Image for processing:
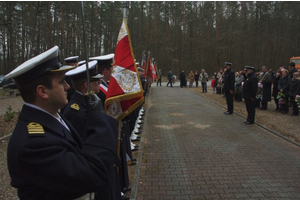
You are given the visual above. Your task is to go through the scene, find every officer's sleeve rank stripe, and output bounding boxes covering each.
[71,103,80,110]
[27,122,45,134]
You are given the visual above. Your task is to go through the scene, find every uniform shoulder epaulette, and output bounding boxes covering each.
[27,122,45,136]
[70,103,80,110]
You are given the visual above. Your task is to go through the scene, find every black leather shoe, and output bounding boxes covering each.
[131,138,140,142]
[224,111,232,115]
[245,122,254,125]
[123,187,131,193]
[131,147,139,151]
[132,158,136,162]
[121,194,130,200]
[135,131,141,134]
[130,160,136,165]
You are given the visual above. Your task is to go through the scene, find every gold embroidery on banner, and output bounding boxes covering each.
[117,69,136,93]
[117,26,126,42]
[107,101,122,119]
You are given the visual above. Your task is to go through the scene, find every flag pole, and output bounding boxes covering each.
[81,1,91,94]
[116,1,130,169]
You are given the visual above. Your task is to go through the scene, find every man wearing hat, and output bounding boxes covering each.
[90,54,132,199]
[242,66,258,125]
[62,61,103,141]
[157,68,162,86]
[223,62,235,115]
[63,61,122,200]
[64,56,79,102]
[90,53,114,107]
[258,65,273,110]
[5,46,121,199]
[166,69,173,87]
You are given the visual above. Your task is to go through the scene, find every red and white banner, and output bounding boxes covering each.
[105,19,144,121]
[146,57,157,82]
[141,53,146,75]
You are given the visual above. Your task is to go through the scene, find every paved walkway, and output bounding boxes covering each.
[130,83,300,200]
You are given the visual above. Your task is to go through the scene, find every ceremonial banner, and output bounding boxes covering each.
[151,60,157,81]
[105,19,144,121]
[141,53,146,74]
[146,57,157,82]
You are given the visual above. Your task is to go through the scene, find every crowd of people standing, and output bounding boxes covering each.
[173,61,300,122]
[212,62,300,119]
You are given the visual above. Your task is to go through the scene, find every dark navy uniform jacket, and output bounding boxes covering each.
[223,69,235,92]
[62,91,88,141]
[7,104,121,200]
[242,72,258,99]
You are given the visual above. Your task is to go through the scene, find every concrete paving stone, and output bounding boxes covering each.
[204,193,221,199]
[189,194,206,199]
[152,190,167,196]
[234,193,251,198]
[166,190,182,196]
[159,185,173,191]
[219,193,236,199]
[261,191,282,198]
[248,192,265,198]
[180,190,195,196]
[195,188,211,195]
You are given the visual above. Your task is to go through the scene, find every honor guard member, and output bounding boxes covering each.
[90,53,114,107]
[90,53,131,200]
[62,61,103,141]
[223,62,235,115]
[5,46,121,200]
[242,66,258,125]
[63,61,122,200]
[64,56,79,102]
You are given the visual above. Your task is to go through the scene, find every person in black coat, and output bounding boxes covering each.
[272,70,282,111]
[194,71,199,87]
[288,72,300,116]
[259,66,273,110]
[278,69,291,114]
[167,69,173,87]
[63,61,103,141]
[223,62,235,115]
[179,69,186,88]
[5,46,121,200]
[242,66,258,125]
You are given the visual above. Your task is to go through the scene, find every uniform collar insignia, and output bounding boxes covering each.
[71,103,80,110]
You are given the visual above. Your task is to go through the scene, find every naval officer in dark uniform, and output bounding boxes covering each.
[89,54,114,107]
[64,56,79,102]
[5,46,121,200]
[63,61,122,200]
[223,62,235,115]
[62,60,103,141]
[242,66,258,125]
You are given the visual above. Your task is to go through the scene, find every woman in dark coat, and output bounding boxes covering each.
[194,71,199,87]
[179,69,186,88]
[278,69,291,114]
[272,70,281,111]
[288,72,300,116]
